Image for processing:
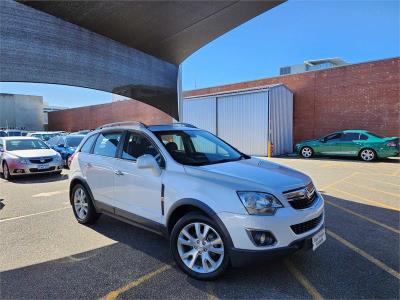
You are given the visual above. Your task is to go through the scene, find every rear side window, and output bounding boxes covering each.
[341,133,360,141]
[93,132,123,157]
[359,134,368,140]
[80,134,98,153]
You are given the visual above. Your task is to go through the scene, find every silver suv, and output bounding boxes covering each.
[69,122,325,280]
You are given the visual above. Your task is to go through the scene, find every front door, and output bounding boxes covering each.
[113,131,164,224]
[318,132,343,155]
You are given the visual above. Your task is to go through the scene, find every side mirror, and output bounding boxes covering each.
[57,144,65,148]
[319,138,326,143]
[137,154,161,176]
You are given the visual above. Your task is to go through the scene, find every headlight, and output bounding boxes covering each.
[54,154,61,161]
[237,192,283,215]
[17,158,29,164]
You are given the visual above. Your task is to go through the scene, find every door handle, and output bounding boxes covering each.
[114,170,124,176]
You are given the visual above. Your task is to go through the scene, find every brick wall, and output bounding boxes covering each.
[184,57,400,143]
[48,99,172,131]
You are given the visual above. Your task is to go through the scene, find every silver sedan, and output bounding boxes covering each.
[0,137,63,180]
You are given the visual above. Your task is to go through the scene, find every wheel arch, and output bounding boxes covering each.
[358,147,377,159]
[166,198,234,248]
[69,177,96,208]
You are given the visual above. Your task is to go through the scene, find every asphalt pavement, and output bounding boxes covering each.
[0,156,399,299]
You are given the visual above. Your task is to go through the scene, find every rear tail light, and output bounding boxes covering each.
[68,152,78,166]
[386,141,397,147]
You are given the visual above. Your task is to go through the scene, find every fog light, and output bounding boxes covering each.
[14,169,25,174]
[247,230,276,246]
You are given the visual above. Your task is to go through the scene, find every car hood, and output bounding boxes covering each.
[8,149,57,158]
[184,157,311,193]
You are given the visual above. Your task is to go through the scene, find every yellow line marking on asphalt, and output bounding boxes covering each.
[32,190,68,198]
[343,181,400,198]
[284,259,324,300]
[325,200,400,234]
[361,177,400,188]
[327,230,400,280]
[207,282,219,300]
[329,187,400,211]
[0,206,69,223]
[320,173,357,191]
[101,264,172,300]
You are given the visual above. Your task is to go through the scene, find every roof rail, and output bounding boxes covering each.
[149,122,197,128]
[96,121,147,130]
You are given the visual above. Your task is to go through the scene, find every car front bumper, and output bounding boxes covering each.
[7,160,63,176]
[218,193,325,260]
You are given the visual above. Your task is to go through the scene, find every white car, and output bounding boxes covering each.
[69,122,325,280]
[0,137,63,180]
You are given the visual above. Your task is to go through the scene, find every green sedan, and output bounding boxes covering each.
[295,130,399,162]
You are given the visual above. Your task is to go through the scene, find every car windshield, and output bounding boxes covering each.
[66,136,84,147]
[6,139,49,151]
[154,130,246,166]
[367,132,384,139]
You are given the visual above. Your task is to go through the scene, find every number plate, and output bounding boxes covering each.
[37,164,49,170]
[312,228,326,251]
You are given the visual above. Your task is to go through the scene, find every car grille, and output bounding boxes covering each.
[283,182,317,209]
[29,157,53,164]
[290,213,323,235]
[29,167,56,173]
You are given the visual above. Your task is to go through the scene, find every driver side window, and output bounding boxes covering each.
[122,132,162,165]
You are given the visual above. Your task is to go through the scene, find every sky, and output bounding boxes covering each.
[0,0,398,107]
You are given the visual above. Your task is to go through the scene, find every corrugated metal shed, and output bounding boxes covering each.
[182,84,293,156]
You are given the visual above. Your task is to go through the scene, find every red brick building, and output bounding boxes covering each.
[49,57,399,143]
[48,99,172,132]
[184,57,399,143]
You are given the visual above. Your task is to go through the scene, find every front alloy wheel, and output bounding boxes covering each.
[71,184,99,224]
[177,222,224,274]
[360,149,375,162]
[3,162,11,180]
[171,213,229,280]
[301,147,313,158]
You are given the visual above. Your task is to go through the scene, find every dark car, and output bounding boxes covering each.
[47,134,85,167]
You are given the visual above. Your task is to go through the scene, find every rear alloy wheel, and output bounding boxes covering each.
[171,213,229,280]
[2,162,12,180]
[301,147,313,158]
[359,149,376,162]
[71,184,99,224]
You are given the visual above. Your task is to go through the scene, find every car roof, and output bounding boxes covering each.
[65,134,86,138]
[342,130,368,133]
[2,136,40,140]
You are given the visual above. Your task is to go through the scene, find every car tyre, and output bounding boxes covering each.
[170,212,230,280]
[71,183,100,224]
[2,162,12,180]
[359,148,376,162]
[300,146,314,158]
[65,155,70,169]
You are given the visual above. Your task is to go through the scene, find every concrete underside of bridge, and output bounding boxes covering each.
[0,0,284,119]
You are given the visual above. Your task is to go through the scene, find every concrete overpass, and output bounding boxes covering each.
[0,0,284,119]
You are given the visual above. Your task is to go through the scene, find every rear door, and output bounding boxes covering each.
[339,132,364,156]
[83,131,124,207]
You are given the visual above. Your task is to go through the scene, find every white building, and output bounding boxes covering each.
[280,58,347,75]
